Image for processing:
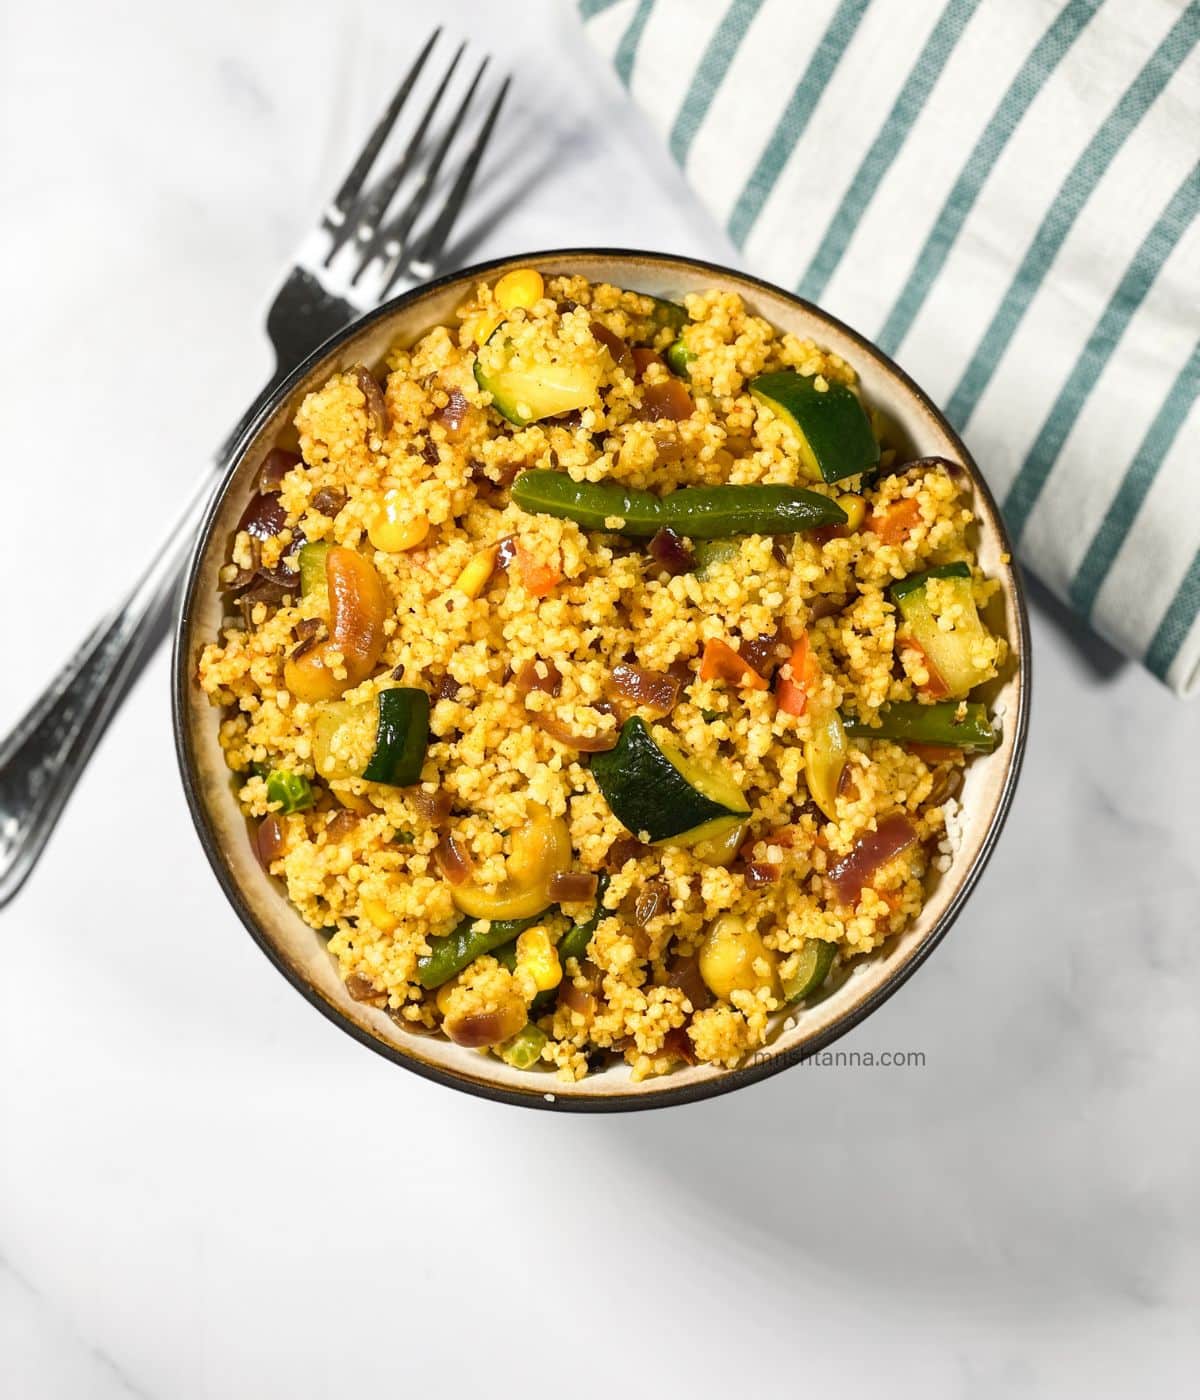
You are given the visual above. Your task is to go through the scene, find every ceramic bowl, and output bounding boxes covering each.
[173,249,1029,1111]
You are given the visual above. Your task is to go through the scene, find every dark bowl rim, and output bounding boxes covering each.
[172,246,1032,1113]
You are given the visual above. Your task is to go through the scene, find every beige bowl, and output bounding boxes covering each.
[173,250,1029,1111]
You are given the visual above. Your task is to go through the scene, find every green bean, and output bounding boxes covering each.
[511,471,846,539]
[842,701,996,751]
[416,913,544,989]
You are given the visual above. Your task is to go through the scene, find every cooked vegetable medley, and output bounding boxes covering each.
[199,268,1011,1081]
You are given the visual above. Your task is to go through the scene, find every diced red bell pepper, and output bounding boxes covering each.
[699,638,768,690]
[776,631,819,715]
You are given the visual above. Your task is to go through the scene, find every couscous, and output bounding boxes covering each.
[199,268,1008,1081]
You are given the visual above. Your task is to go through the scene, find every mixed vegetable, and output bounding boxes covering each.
[216,266,1008,1078]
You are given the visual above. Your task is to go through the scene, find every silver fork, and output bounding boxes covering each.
[0,29,510,909]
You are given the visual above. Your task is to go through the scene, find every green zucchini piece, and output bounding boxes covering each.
[643,295,688,335]
[890,563,993,699]
[665,337,696,377]
[363,688,430,786]
[692,538,741,578]
[782,939,836,1004]
[511,471,846,539]
[750,370,879,484]
[591,717,749,844]
[890,561,971,603]
[312,699,376,780]
[497,1023,549,1070]
[264,769,314,813]
[416,914,544,989]
[473,326,604,426]
[843,700,997,751]
[298,541,330,599]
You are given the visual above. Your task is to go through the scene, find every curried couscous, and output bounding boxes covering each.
[199,268,1009,1081]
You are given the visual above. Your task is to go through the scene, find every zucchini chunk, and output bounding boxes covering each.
[363,688,430,786]
[750,370,879,484]
[692,538,741,578]
[313,687,431,786]
[804,706,847,821]
[781,938,836,1004]
[641,295,689,335]
[298,541,330,601]
[890,564,996,700]
[473,325,604,426]
[591,716,750,845]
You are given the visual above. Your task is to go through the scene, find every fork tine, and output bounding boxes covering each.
[324,26,441,231]
[328,40,467,266]
[360,57,489,290]
[383,75,512,295]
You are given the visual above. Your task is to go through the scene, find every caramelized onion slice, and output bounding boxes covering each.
[254,814,284,869]
[354,365,389,440]
[549,871,599,903]
[744,861,781,888]
[608,662,681,715]
[591,320,633,375]
[605,836,651,871]
[647,527,695,576]
[257,448,301,493]
[663,1024,698,1065]
[642,376,694,421]
[514,658,563,699]
[433,388,471,435]
[410,787,453,825]
[559,979,596,1018]
[828,812,917,904]
[531,710,617,752]
[237,492,288,541]
[666,953,713,1013]
[434,832,475,886]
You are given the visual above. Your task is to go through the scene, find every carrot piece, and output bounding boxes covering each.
[515,544,562,598]
[699,638,768,690]
[776,631,819,716]
[902,640,950,699]
[868,497,921,544]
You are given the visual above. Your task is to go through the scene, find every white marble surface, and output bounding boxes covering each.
[2,2,1198,1395]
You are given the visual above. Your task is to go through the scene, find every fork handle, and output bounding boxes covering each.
[0,466,225,908]
[0,355,306,910]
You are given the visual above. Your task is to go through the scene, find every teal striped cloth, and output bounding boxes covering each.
[580,0,1200,696]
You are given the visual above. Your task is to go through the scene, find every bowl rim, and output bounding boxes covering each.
[172,246,1031,1113]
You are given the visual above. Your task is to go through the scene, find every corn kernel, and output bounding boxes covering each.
[837,493,866,532]
[368,490,429,553]
[362,898,397,933]
[495,267,544,314]
[436,980,459,1016]
[516,927,561,992]
[471,310,504,346]
[453,544,499,599]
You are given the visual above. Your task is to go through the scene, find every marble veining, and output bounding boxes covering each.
[1,2,1197,1397]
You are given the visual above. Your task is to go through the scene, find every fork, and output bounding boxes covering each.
[0,29,510,908]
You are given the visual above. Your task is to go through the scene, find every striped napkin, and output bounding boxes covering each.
[579,0,1200,696]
